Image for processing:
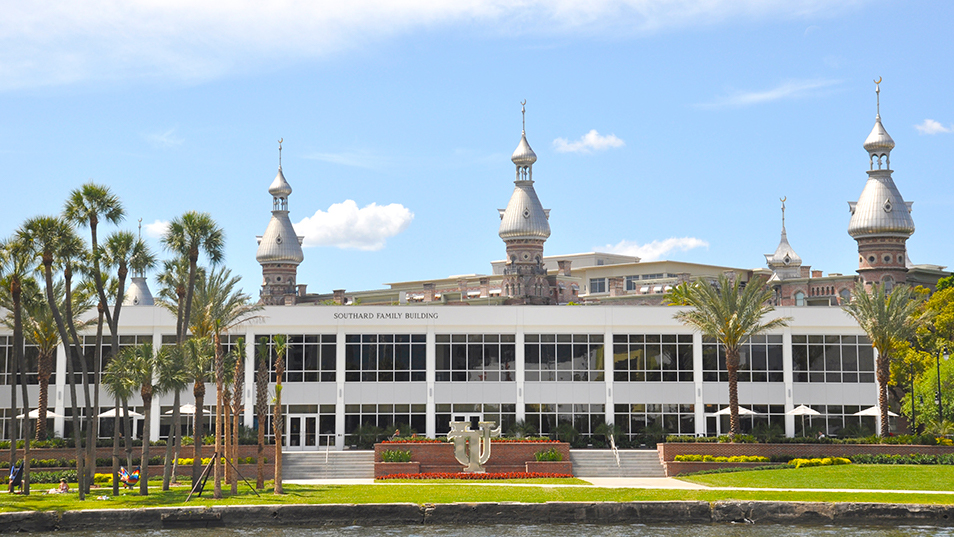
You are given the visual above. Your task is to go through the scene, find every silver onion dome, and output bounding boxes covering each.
[256,215,304,263]
[123,276,155,306]
[498,183,551,240]
[269,167,293,197]
[847,174,914,238]
[863,116,895,155]
[512,133,537,167]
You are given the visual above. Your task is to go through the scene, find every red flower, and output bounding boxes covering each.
[378,471,573,480]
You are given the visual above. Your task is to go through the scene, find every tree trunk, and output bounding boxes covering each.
[192,383,205,487]
[35,352,53,442]
[213,332,223,499]
[878,353,891,437]
[139,390,152,495]
[726,346,741,438]
[13,283,30,494]
[122,397,134,470]
[256,353,267,489]
[111,394,120,496]
[231,346,244,495]
[273,351,284,494]
[88,307,105,494]
[162,389,181,490]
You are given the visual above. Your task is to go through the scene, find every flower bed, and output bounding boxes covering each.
[377,471,573,480]
[373,441,572,477]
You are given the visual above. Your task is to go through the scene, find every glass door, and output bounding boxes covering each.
[286,415,319,450]
[452,413,483,430]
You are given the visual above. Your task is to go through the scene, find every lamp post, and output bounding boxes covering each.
[937,347,949,423]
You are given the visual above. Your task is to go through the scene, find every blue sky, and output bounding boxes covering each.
[1,1,952,297]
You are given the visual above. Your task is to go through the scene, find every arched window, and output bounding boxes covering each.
[882,276,895,292]
[839,288,851,304]
[794,291,805,307]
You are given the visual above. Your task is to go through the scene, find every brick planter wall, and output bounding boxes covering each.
[375,462,420,478]
[658,443,954,477]
[665,461,784,476]
[525,461,573,474]
[374,442,572,475]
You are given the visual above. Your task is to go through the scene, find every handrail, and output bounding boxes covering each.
[609,434,621,471]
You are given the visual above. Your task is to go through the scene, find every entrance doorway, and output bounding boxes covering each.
[286,415,318,450]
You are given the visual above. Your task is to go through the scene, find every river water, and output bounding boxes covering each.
[36,525,954,537]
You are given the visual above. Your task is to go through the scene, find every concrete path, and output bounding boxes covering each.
[284,477,954,495]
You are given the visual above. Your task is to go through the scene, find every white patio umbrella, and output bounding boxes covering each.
[15,408,63,419]
[164,404,197,415]
[853,406,898,417]
[711,406,759,416]
[786,405,822,435]
[97,408,144,418]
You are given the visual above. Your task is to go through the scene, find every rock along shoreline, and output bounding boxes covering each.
[2,501,954,532]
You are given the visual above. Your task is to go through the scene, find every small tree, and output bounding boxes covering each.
[272,334,287,494]
[666,274,789,437]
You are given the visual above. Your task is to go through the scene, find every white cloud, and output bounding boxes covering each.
[553,130,625,154]
[295,199,413,251]
[915,119,953,135]
[143,219,170,239]
[144,128,184,148]
[698,79,841,109]
[0,1,866,90]
[600,237,709,261]
[302,150,385,170]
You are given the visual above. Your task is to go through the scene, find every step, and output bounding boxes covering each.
[282,451,375,479]
[569,449,666,477]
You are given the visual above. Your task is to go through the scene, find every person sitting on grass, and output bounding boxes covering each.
[8,461,23,494]
[48,479,69,494]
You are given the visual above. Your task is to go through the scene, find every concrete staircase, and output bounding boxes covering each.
[281,450,374,480]
[569,449,666,477]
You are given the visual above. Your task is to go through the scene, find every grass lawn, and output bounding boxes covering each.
[678,464,954,492]
[2,475,954,513]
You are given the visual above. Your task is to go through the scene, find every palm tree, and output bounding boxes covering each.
[102,344,138,471]
[190,266,262,497]
[161,211,224,347]
[124,343,168,496]
[229,338,246,494]
[843,281,927,436]
[255,337,269,489]
[18,216,92,499]
[666,274,790,437]
[157,343,190,490]
[272,334,287,494]
[0,236,34,493]
[184,336,214,487]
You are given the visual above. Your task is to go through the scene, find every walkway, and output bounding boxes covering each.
[284,477,954,495]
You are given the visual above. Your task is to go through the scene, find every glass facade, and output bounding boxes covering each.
[614,334,693,382]
[702,335,784,382]
[435,334,516,381]
[524,403,605,436]
[525,334,604,381]
[615,403,695,437]
[792,335,875,383]
[345,334,426,382]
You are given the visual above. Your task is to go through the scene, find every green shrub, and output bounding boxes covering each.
[788,457,851,468]
[673,454,769,463]
[534,447,563,462]
[850,453,954,465]
[381,449,413,463]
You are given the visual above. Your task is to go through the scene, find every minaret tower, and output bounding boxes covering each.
[498,101,552,304]
[256,139,305,305]
[848,79,915,288]
[764,197,802,281]
[124,218,155,306]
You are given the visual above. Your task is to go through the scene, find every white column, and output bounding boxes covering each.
[53,343,67,438]
[782,328,795,437]
[604,328,614,425]
[244,330,256,429]
[515,330,525,423]
[150,330,163,441]
[425,326,436,439]
[334,326,346,450]
[693,332,705,436]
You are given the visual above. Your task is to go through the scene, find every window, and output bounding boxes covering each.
[614,334,693,382]
[589,278,606,294]
[435,403,516,436]
[255,334,336,383]
[435,334,516,381]
[794,291,805,306]
[83,334,153,382]
[792,335,874,383]
[525,403,604,436]
[625,276,639,291]
[616,403,694,437]
[702,335,783,382]
[345,334,426,382]
[345,403,427,438]
[525,334,605,381]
